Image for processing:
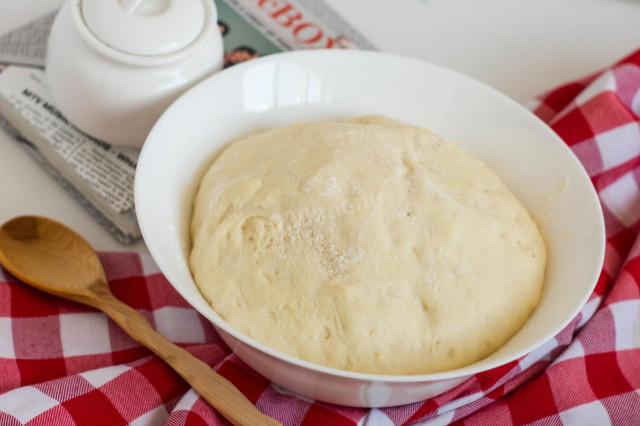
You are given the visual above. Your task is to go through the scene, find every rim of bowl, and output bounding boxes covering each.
[136,49,606,383]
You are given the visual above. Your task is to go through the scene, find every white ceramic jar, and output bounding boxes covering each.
[46,0,224,147]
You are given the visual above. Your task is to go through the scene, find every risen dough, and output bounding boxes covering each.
[190,116,546,375]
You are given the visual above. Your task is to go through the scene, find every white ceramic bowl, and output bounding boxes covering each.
[135,50,605,407]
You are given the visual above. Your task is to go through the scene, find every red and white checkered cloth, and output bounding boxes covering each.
[2,49,640,426]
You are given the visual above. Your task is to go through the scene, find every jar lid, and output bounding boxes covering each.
[81,0,206,56]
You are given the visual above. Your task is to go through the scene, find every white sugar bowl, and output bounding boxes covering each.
[46,0,224,147]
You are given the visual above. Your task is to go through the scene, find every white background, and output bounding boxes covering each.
[1,0,639,252]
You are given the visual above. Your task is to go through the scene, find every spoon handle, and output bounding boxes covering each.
[90,286,281,426]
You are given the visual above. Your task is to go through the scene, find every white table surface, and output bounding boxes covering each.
[1,0,639,253]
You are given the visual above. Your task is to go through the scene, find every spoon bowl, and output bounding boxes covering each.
[0,216,280,426]
[0,216,106,299]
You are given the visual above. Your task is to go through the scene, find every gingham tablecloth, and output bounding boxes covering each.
[2,49,640,426]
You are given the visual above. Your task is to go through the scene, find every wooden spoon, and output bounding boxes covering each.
[0,216,281,426]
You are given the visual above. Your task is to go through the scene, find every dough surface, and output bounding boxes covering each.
[190,116,546,375]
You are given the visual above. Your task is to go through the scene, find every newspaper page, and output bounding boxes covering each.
[0,12,55,67]
[0,0,374,243]
[0,67,138,214]
[0,66,141,243]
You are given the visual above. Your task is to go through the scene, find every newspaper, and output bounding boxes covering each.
[0,12,54,67]
[0,0,374,244]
